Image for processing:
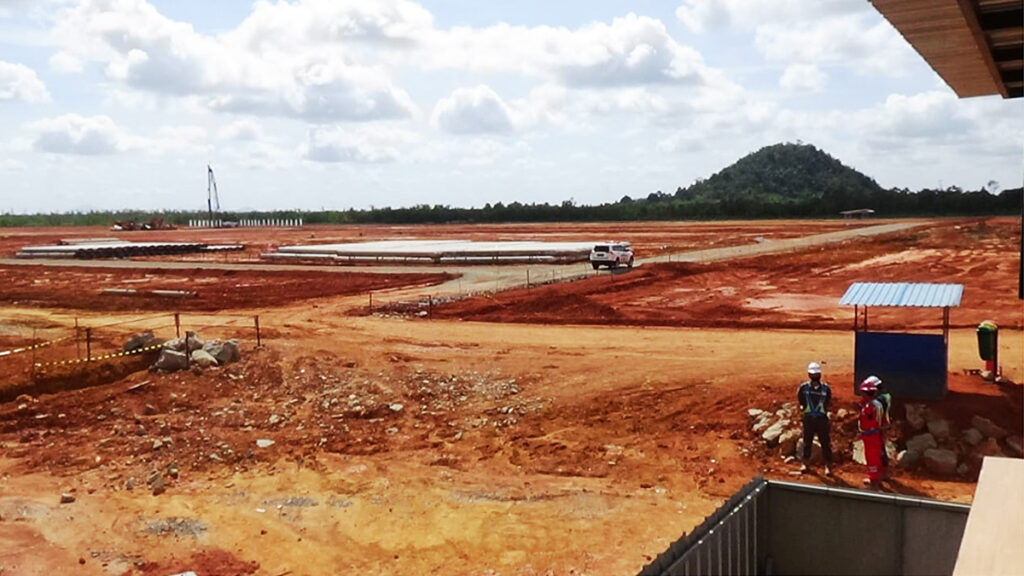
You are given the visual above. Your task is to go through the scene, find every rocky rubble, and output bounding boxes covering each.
[898,404,1020,476]
[749,400,1021,478]
[0,351,550,501]
[151,332,241,373]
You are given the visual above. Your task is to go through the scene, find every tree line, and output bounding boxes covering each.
[0,185,1018,229]
[1,143,1019,227]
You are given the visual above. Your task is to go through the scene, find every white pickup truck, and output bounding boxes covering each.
[589,242,634,269]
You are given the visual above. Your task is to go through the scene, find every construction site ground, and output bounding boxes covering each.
[0,217,1020,576]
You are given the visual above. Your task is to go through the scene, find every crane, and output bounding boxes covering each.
[207,164,220,224]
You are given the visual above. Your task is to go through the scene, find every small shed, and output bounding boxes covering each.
[840,208,875,219]
[839,282,963,399]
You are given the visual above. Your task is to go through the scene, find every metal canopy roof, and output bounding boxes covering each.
[869,0,1023,99]
[840,282,964,307]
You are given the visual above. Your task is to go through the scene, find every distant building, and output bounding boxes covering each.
[840,208,875,219]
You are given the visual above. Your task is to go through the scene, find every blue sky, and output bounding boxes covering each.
[0,0,1020,214]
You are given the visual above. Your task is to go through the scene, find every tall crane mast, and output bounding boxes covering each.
[207,164,220,223]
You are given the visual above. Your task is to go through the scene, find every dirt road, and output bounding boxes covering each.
[0,218,1019,576]
[0,221,924,300]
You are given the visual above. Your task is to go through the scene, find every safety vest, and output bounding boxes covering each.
[877,392,892,427]
[800,382,830,417]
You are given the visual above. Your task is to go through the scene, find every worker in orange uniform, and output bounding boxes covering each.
[865,375,893,479]
[858,376,885,488]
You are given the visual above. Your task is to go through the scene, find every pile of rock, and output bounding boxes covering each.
[150,332,241,373]
[897,405,1022,476]
[749,400,1022,477]
[749,403,826,462]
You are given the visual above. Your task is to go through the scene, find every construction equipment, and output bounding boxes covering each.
[207,164,220,223]
[109,218,175,231]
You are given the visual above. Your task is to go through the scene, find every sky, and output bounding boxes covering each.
[0,0,1021,214]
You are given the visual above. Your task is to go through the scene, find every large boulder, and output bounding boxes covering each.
[852,439,866,465]
[927,418,952,441]
[762,419,790,445]
[152,349,188,372]
[204,339,240,365]
[163,332,205,354]
[1005,435,1023,457]
[778,428,802,457]
[163,338,184,352]
[795,438,823,464]
[752,413,773,434]
[923,448,958,476]
[969,438,1005,468]
[904,404,928,431]
[962,428,984,447]
[123,332,156,352]
[906,433,937,454]
[897,449,921,467]
[190,349,218,369]
[971,416,1008,440]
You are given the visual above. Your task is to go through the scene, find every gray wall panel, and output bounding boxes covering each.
[902,507,968,576]
[768,489,901,575]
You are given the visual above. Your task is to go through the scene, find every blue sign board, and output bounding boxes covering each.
[854,332,948,399]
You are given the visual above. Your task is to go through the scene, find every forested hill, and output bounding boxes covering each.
[1,142,1020,226]
[677,143,883,203]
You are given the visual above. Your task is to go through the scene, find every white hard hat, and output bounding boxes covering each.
[807,362,822,375]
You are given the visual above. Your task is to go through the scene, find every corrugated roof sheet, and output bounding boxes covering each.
[839,282,963,307]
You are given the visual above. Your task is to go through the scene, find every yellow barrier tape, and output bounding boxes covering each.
[33,343,165,368]
[0,335,73,359]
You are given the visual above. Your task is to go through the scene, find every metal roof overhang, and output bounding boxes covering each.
[840,282,964,342]
[840,282,964,307]
[869,0,1024,99]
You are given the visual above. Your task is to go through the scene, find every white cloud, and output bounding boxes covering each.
[29,114,123,155]
[859,91,973,142]
[227,0,434,50]
[674,1,733,33]
[218,119,264,142]
[780,64,826,92]
[512,84,569,128]
[0,0,1018,212]
[676,0,914,76]
[26,114,215,157]
[302,125,418,163]
[49,51,83,73]
[204,60,418,122]
[0,157,26,172]
[434,14,707,87]
[52,0,419,122]
[432,85,513,134]
[46,1,721,136]
[0,60,50,102]
[134,125,210,155]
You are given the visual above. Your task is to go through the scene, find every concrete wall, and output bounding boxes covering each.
[902,506,968,576]
[639,479,969,576]
[764,483,968,576]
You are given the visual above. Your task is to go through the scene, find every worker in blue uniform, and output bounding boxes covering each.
[797,362,833,476]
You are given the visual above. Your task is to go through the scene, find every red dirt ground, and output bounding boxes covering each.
[0,266,452,312]
[433,218,1023,330]
[0,220,870,263]
[0,217,1020,576]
